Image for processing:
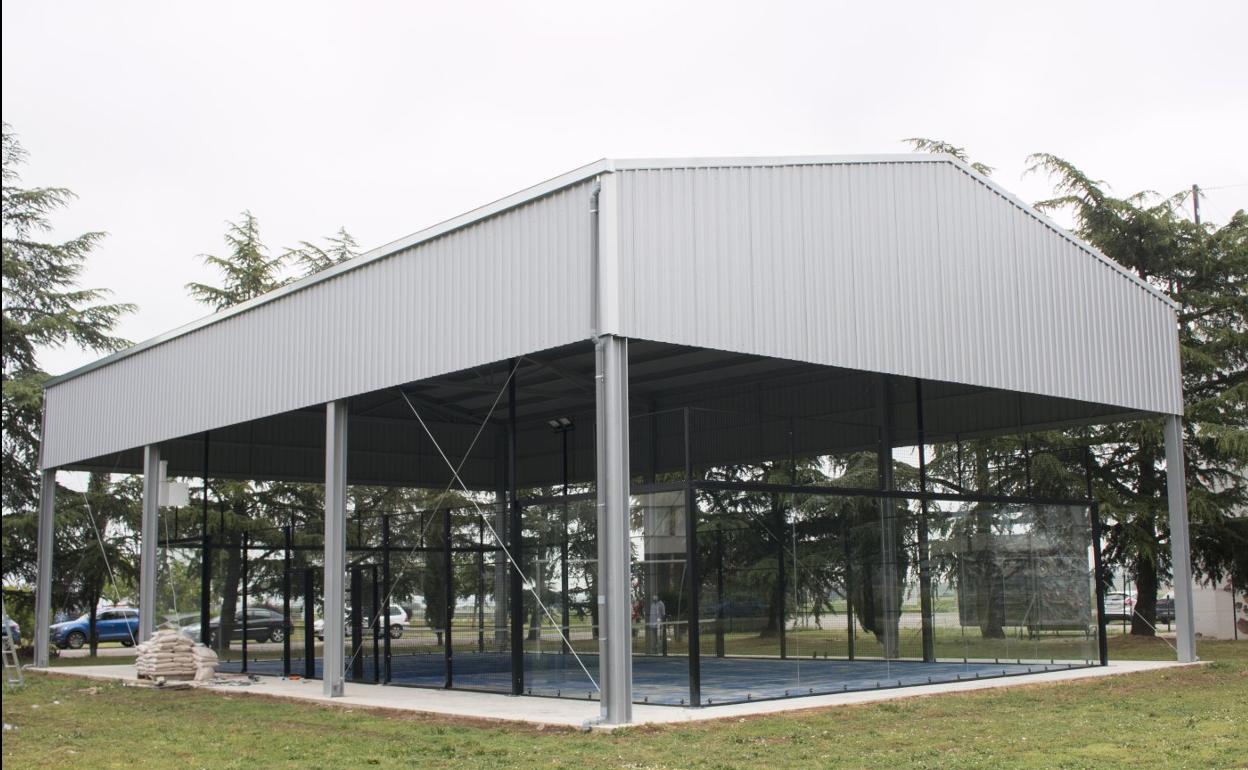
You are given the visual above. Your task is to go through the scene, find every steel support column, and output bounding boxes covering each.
[508,362,523,695]
[596,334,632,724]
[493,431,509,646]
[34,470,56,668]
[382,514,392,683]
[283,526,292,677]
[915,380,935,663]
[683,407,702,705]
[139,445,161,642]
[443,504,454,689]
[875,376,900,659]
[241,533,249,672]
[323,399,349,697]
[1163,414,1197,663]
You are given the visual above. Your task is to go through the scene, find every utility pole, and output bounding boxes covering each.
[1192,184,1201,226]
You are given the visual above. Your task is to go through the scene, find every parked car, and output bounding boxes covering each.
[1155,597,1176,624]
[314,605,408,640]
[1102,592,1135,622]
[49,607,139,649]
[185,607,293,646]
[2,613,20,647]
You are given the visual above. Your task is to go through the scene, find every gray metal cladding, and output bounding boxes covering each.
[43,155,1184,471]
[42,181,596,469]
[613,160,1182,417]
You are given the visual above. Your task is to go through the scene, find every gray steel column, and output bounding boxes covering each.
[323,399,349,696]
[34,469,56,667]
[1163,414,1197,663]
[139,445,162,642]
[596,334,632,724]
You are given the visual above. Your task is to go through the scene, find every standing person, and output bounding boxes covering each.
[647,595,666,655]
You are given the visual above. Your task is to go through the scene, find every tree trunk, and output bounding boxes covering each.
[1131,550,1159,636]
[88,593,99,657]
[761,580,783,638]
[975,450,1006,639]
[1131,446,1159,637]
[219,539,242,651]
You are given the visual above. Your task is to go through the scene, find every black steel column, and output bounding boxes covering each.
[1086,447,1108,666]
[200,534,212,648]
[241,532,249,671]
[477,515,485,654]
[201,432,210,535]
[780,420,797,660]
[916,380,936,663]
[350,566,363,680]
[775,497,787,660]
[560,427,571,655]
[200,432,211,647]
[303,569,315,679]
[283,526,292,677]
[843,517,855,660]
[714,525,725,658]
[371,564,380,684]
[444,505,454,689]
[508,361,524,694]
[382,515,391,684]
[683,408,702,705]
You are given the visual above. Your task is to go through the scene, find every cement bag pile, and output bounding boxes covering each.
[135,629,196,680]
[191,643,218,681]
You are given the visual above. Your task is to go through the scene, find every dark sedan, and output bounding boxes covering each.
[188,607,292,646]
[1155,597,1176,625]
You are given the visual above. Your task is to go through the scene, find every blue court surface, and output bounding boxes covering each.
[219,652,1086,706]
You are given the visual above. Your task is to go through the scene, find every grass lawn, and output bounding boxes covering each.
[4,637,1245,769]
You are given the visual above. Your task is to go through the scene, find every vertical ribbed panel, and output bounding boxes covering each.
[615,161,1181,416]
[42,181,595,469]
[44,157,1184,471]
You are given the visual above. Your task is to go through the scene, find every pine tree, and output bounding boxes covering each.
[1,124,135,515]
[903,137,995,176]
[286,226,360,277]
[1,124,136,640]
[907,139,1246,635]
[1026,155,1247,634]
[186,211,286,310]
[184,211,290,647]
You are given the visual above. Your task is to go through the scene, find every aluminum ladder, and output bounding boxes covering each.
[1,596,23,688]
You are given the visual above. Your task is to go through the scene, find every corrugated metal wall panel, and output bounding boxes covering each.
[615,160,1181,416]
[45,156,1184,472]
[42,181,596,469]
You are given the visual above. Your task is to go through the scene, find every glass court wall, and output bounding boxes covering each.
[199,405,1101,708]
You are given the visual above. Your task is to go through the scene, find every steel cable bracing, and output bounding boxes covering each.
[393,390,601,694]
[80,492,139,647]
[160,504,183,634]
[339,361,520,678]
[341,361,600,695]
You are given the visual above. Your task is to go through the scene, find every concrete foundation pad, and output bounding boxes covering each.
[30,660,1195,730]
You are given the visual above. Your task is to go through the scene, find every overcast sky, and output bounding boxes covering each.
[4,0,1246,378]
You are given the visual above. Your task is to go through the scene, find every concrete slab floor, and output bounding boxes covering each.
[28,660,1194,731]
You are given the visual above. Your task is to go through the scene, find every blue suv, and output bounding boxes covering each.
[50,607,140,649]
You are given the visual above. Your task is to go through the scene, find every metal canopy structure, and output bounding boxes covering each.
[59,341,1150,489]
[33,155,1195,725]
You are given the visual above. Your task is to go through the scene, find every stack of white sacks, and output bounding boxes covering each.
[191,643,218,681]
[135,628,217,682]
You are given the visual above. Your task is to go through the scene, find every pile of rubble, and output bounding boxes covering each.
[135,629,218,682]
